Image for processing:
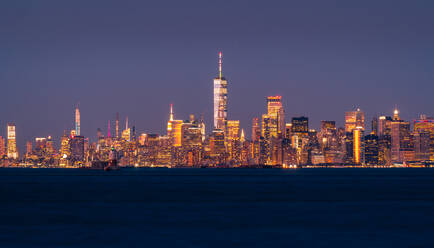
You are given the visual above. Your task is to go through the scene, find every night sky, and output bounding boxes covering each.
[1,0,433,150]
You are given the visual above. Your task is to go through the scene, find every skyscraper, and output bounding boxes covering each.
[75,105,80,136]
[0,136,6,157]
[378,116,392,136]
[365,133,378,165]
[353,127,364,164]
[414,115,434,161]
[7,123,18,159]
[70,135,84,162]
[345,109,365,133]
[167,104,183,147]
[213,52,228,131]
[390,108,412,163]
[227,120,240,160]
[291,117,309,136]
[267,96,285,138]
[251,117,260,142]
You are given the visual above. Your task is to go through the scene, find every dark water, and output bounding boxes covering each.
[1,168,434,247]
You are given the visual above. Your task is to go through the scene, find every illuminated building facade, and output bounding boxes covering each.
[378,116,392,136]
[210,129,225,162]
[291,117,308,136]
[7,123,18,159]
[414,115,434,161]
[251,117,260,142]
[213,52,228,131]
[413,131,430,161]
[353,127,364,164]
[26,141,32,156]
[75,105,80,136]
[267,96,285,138]
[227,120,240,160]
[364,133,378,165]
[0,136,5,157]
[390,109,412,163]
[167,104,183,147]
[70,135,85,162]
[345,109,365,132]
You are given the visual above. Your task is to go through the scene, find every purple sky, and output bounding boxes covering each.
[1,0,433,150]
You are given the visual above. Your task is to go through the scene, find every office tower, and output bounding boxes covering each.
[414,131,430,161]
[132,126,136,141]
[371,116,378,135]
[116,112,119,139]
[122,128,131,142]
[70,135,85,162]
[210,129,225,159]
[251,117,260,142]
[0,136,5,157]
[227,120,240,143]
[26,141,32,156]
[378,134,391,165]
[345,109,365,132]
[353,127,364,164]
[7,123,18,159]
[378,116,392,136]
[365,133,379,165]
[227,120,240,160]
[267,96,285,138]
[171,121,183,147]
[181,123,202,148]
[390,108,412,163]
[75,105,80,136]
[261,114,271,161]
[46,136,54,155]
[213,52,228,131]
[414,115,434,161]
[291,117,309,136]
[250,118,261,164]
[60,133,70,158]
[167,104,183,146]
[285,123,292,139]
[180,115,202,148]
[35,137,47,156]
[320,121,338,153]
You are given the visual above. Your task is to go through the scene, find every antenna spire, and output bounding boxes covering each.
[108,120,111,138]
[218,51,222,79]
[170,104,174,121]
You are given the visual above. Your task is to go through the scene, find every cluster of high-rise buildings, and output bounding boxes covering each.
[0,52,433,168]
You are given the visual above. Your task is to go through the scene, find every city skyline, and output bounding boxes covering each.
[1,1,434,151]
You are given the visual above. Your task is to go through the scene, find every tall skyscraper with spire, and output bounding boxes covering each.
[213,52,228,131]
[167,104,183,146]
[75,104,80,136]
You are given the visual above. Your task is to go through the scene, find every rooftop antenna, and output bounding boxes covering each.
[218,51,222,79]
